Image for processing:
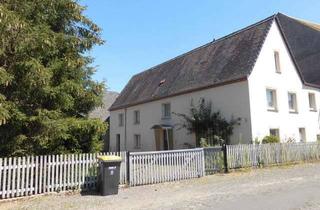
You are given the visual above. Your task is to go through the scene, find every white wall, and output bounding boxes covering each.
[248,21,320,142]
[110,80,252,152]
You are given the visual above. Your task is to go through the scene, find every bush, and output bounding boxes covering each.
[174,99,238,146]
[254,137,260,145]
[262,135,280,144]
[200,138,209,148]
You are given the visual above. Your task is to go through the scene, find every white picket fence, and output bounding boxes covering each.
[1,143,320,200]
[0,152,127,199]
[227,142,320,169]
[129,148,205,186]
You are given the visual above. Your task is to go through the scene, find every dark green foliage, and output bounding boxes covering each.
[0,0,106,156]
[174,99,238,146]
[262,135,280,144]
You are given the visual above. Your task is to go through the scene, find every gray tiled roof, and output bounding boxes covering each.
[110,13,320,111]
[276,13,320,87]
[89,91,118,121]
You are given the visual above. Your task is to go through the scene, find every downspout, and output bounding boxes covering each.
[124,108,127,150]
[165,128,169,150]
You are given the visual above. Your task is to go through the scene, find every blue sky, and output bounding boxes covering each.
[81,0,320,93]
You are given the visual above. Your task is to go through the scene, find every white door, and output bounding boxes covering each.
[299,128,306,142]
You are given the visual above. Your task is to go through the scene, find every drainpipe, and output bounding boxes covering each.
[124,108,127,150]
[165,128,169,150]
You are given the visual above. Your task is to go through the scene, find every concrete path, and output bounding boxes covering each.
[1,163,320,210]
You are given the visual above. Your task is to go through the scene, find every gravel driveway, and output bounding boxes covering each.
[1,163,320,210]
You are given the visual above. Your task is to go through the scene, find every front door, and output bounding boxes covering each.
[299,128,306,142]
[163,129,173,150]
[154,128,173,151]
[116,134,121,152]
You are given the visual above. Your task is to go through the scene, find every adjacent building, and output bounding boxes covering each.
[89,91,118,151]
[109,13,320,152]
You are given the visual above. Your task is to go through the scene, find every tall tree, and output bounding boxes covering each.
[0,0,106,156]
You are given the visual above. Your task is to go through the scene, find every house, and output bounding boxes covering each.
[109,13,320,152]
[89,90,118,151]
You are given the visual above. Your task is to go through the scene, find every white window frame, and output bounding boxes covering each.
[269,128,280,138]
[133,110,140,124]
[274,50,281,73]
[134,134,141,149]
[266,88,278,111]
[308,92,317,111]
[118,113,124,127]
[288,92,298,113]
[162,103,171,119]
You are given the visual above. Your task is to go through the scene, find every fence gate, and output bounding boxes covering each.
[129,148,205,186]
[203,146,225,174]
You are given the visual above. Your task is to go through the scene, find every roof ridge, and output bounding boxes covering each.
[278,13,319,23]
[276,13,320,31]
[131,14,277,78]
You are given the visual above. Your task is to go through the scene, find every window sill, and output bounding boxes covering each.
[134,122,140,125]
[289,111,298,114]
[309,109,317,112]
[267,108,278,112]
[162,117,172,120]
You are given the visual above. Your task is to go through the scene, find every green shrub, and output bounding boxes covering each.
[254,137,260,145]
[174,99,238,146]
[262,135,280,144]
[200,138,209,147]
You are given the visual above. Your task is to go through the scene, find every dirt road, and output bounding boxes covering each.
[1,163,320,210]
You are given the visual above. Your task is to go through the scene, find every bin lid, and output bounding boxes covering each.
[97,155,122,162]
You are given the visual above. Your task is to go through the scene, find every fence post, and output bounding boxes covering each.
[126,151,130,185]
[201,148,205,177]
[223,144,229,173]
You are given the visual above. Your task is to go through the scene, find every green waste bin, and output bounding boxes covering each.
[97,155,122,196]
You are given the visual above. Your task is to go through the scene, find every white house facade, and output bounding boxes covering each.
[248,21,320,143]
[109,13,320,152]
[109,80,251,152]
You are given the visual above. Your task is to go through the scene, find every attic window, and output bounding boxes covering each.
[159,79,166,86]
[274,51,281,73]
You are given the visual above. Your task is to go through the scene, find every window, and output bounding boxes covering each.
[118,113,124,127]
[133,110,140,124]
[162,103,171,118]
[308,93,317,111]
[269,129,280,138]
[299,128,306,142]
[134,134,141,149]
[266,89,277,111]
[159,79,166,86]
[274,51,281,73]
[288,92,298,113]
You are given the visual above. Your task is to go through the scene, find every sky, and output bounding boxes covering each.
[80,0,320,93]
